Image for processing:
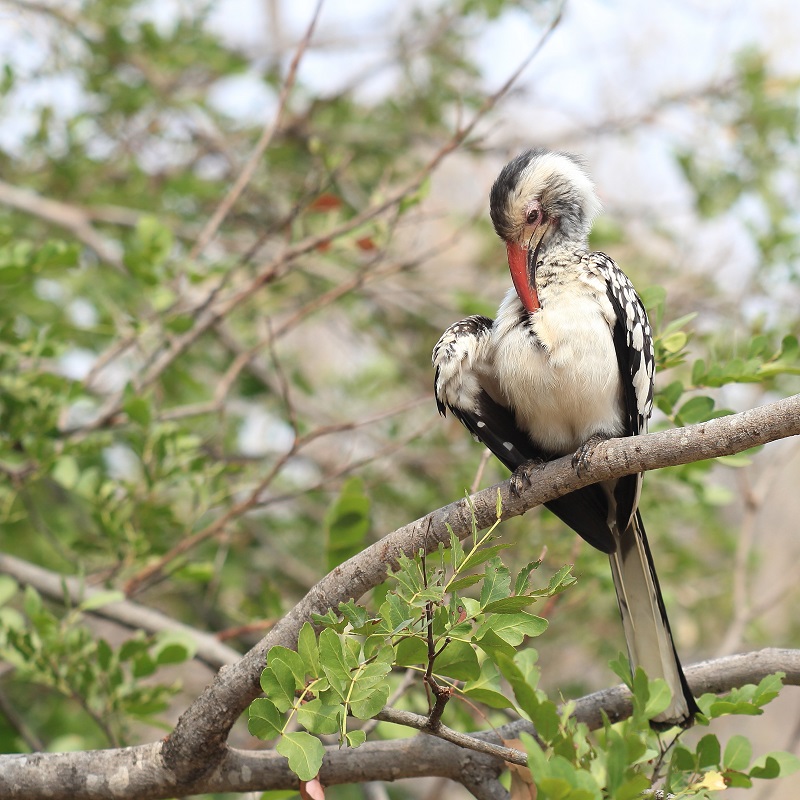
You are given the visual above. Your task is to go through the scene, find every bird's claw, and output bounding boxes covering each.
[572,435,607,478]
[510,458,544,497]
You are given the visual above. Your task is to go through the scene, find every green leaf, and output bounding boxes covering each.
[458,542,513,575]
[676,395,715,425]
[723,734,752,771]
[608,653,632,687]
[479,557,511,609]
[750,751,800,779]
[462,661,514,709]
[433,639,480,681]
[125,215,173,279]
[51,456,80,490]
[614,775,651,800]
[269,646,307,688]
[749,755,780,780]
[603,725,627,795]
[76,590,124,612]
[691,358,707,386]
[260,664,297,712]
[474,611,548,645]
[696,733,721,768]
[672,745,696,772]
[643,678,671,719]
[0,576,18,606]
[153,630,197,665]
[345,729,367,747]
[546,564,577,594]
[474,628,516,660]
[248,698,284,740]
[482,595,539,613]
[514,560,540,596]
[338,599,371,630]
[276,731,325,782]
[325,477,370,570]
[496,653,558,742]
[448,574,483,592]
[349,683,389,719]
[394,636,428,667]
[661,331,687,353]
[124,395,151,427]
[752,672,784,706]
[298,622,321,679]
[296,699,342,735]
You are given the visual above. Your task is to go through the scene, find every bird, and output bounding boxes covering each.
[432,148,698,727]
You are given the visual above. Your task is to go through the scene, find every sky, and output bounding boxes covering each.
[1,0,799,309]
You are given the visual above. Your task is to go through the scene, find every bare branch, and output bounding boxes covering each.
[0,179,126,272]
[0,553,241,670]
[1,649,797,799]
[188,0,324,260]
[154,393,800,782]
[374,706,527,766]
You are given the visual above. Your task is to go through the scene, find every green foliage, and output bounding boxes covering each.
[250,509,799,793]
[325,477,370,571]
[251,501,569,779]
[0,581,188,746]
[676,50,800,274]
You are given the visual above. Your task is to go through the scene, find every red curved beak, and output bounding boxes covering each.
[506,220,550,313]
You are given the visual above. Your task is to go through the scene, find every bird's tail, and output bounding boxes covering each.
[608,510,699,727]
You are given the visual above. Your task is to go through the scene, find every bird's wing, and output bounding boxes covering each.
[433,315,540,470]
[433,314,616,553]
[592,252,656,535]
[593,253,655,436]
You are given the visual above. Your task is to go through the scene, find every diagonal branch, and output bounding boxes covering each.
[188,0,324,261]
[0,179,126,272]
[0,553,241,670]
[158,393,800,780]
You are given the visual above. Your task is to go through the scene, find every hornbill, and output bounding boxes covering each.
[432,149,698,727]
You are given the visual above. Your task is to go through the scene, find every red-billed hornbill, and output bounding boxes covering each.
[433,149,698,727]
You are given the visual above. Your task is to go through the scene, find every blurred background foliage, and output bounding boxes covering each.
[0,0,799,797]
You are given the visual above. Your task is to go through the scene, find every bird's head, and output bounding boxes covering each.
[489,149,601,312]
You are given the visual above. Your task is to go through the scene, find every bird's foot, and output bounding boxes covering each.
[571,434,608,478]
[510,458,545,497]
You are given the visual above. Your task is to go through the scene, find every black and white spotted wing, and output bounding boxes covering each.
[590,252,655,534]
[592,252,655,437]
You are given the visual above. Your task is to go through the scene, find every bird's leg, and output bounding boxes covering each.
[509,457,546,497]
[571,434,609,478]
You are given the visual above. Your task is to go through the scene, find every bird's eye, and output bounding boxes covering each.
[526,208,540,224]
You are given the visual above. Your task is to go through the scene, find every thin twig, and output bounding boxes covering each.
[63,5,565,438]
[374,706,527,766]
[188,0,324,260]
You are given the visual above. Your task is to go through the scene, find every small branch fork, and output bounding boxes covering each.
[421,551,453,730]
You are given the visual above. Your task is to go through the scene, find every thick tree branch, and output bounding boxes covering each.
[1,649,797,798]
[157,393,800,781]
